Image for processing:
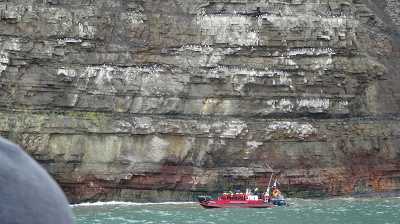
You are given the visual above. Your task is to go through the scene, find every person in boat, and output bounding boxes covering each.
[256,190,263,199]
[270,185,286,206]
[271,186,281,198]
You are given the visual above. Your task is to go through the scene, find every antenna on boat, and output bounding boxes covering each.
[266,173,273,196]
[263,162,274,196]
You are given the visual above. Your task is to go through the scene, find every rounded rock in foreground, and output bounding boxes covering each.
[0,137,73,224]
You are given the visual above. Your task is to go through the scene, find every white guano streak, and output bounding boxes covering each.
[196,14,259,46]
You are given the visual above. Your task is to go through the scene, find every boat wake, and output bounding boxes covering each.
[71,201,196,207]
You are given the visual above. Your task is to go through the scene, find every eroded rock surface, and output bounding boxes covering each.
[0,0,399,202]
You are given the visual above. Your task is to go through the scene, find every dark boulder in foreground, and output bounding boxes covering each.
[0,137,73,224]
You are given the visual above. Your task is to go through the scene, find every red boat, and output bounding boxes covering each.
[198,167,287,209]
[198,191,286,209]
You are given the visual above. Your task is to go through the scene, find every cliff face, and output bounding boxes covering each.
[0,0,399,203]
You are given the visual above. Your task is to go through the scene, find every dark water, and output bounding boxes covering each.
[73,197,400,224]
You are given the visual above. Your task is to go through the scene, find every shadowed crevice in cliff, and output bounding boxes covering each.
[357,0,400,114]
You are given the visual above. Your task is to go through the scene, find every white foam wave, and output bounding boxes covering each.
[71,201,196,207]
[330,197,357,201]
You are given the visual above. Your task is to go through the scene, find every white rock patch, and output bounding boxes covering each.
[121,12,145,24]
[78,21,96,39]
[287,48,335,56]
[246,141,263,149]
[0,51,9,74]
[221,120,247,138]
[265,98,294,113]
[57,65,163,93]
[266,121,316,138]
[196,14,259,46]
[297,98,330,112]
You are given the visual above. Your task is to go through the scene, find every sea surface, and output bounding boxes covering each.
[73,197,400,224]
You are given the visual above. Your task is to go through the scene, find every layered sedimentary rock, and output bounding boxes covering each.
[0,0,399,202]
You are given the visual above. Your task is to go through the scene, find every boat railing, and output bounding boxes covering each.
[220,193,248,201]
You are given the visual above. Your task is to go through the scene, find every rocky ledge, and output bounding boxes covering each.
[0,0,399,203]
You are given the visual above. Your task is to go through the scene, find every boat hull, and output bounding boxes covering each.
[199,200,276,209]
